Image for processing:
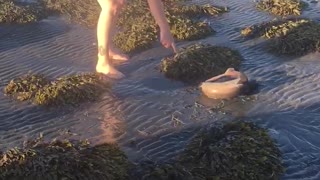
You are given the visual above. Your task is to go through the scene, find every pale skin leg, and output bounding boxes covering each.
[96,0,176,79]
[109,0,176,60]
[96,0,125,79]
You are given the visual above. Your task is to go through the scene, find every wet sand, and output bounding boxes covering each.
[1,0,320,179]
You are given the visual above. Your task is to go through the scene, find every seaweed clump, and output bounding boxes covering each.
[168,4,228,18]
[34,73,110,106]
[0,0,47,24]
[168,15,214,41]
[4,74,49,101]
[0,138,129,180]
[241,18,310,39]
[140,121,284,180]
[160,44,242,84]
[270,21,320,55]
[256,0,307,16]
[177,121,284,179]
[43,0,100,27]
[113,16,158,54]
[4,73,110,107]
[137,163,193,180]
[240,18,320,56]
[113,1,228,54]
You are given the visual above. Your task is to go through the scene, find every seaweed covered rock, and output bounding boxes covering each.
[4,74,49,101]
[116,0,152,30]
[239,18,320,55]
[113,1,227,54]
[113,17,158,53]
[41,0,227,53]
[256,0,307,16]
[0,138,129,180]
[34,73,110,106]
[4,73,110,106]
[43,0,100,27]
[114,14,214,54]
[134,162,193,180]
[160,44,242,84]
[138,121,284,180]
[269,21,320,55]
[241,18,310,39]
[168,15,214,41]
[168,4,228,18]
[0,0,47,24]
[176,121,284,179]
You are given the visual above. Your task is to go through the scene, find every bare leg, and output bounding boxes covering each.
[96,0,124,79]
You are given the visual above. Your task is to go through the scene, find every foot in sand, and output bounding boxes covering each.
[96,59,125,79]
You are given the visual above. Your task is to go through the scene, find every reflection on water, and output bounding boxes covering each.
[0,0,320,179]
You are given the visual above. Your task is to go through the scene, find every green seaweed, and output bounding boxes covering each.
[0,0,47,24]
[240,17,320,55]
[114,1,227,53]
[139,163,194,180]
[0,137,129,180]
[269,21,320,55]
[40,0,226,53]
[169,4,228,18]
[113,17,158,54]
[177,121,284,179]
[34,73,110,106]
[116,0,152,30]
[256,0,307,16]
[4,73,110,107]
[43,0,101,27]
[160,43,242,84]
[241,18,310,39]
[4,74,49,101]
[141,121,284,180]
[168,15,215,41]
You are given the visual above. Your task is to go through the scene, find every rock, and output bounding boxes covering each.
[160,44,242,84]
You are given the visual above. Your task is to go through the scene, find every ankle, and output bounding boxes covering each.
[98,55,108,62]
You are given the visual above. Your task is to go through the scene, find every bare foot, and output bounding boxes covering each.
[109,46,129,61]
[96,60,125,79]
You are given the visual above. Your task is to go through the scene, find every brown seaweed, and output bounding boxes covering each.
[0,137,129,180]
[28,0,227,54]
[177,121,284,179]
[240,17,320,56]
[34,73,111,106]
[160,44,242,84]
[241,18,310,39]
[269,21,320,55]
[138,121,284,180]
[4,73,49,101]
[43,0,101,27]
[168,15,215,41]
[0,0,47,24]
[113,17,158,54]
[169,4,228,18]
[113,1,227,54]
[131,161,193,180]
[4,73,111,107]
[256,0,307,16]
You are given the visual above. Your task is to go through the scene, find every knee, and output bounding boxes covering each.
[98,0,114,10]
[98,0,125,13]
